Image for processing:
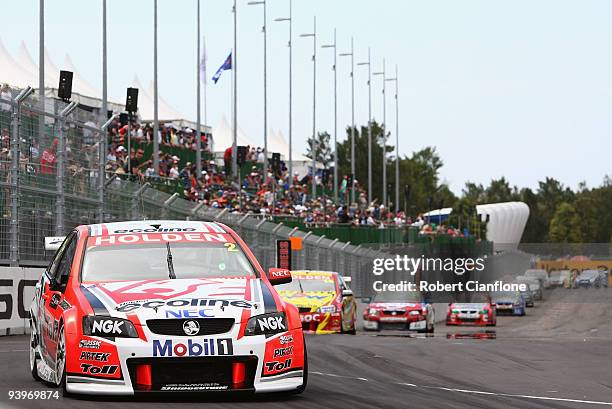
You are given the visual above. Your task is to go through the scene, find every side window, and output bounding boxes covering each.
[46,236,71,280]
[49,232,77,289]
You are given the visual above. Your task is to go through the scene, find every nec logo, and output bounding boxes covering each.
[257,316,286,332]
[92,319,123,335]
[165,309,214,319]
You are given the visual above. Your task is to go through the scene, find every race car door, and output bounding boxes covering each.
[38,232,77,366]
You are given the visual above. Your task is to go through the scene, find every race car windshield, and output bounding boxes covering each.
[276,277,336,292]
[81,242,255,282]
[372,291,421,303]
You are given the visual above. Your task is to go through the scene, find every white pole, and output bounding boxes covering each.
[232,0,238,179]
[196,0,202,179]
[153,0,159,174]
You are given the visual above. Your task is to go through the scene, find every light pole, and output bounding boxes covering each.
[300,17,317,200]
[322,29,337,204]
[357,48,372,204]
[386,65,399,213]
[248,0,268,176]
[196,0,202,179]
[274,0,292,186]
[339,37,355,204]
[373,59,387,207]
[232,0,238,179]
[153,0,159,174]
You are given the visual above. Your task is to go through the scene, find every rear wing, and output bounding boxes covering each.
[45,236,66,251]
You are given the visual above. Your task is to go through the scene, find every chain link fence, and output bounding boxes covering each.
[0,89,390,296]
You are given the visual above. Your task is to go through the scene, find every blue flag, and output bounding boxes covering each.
[212,52,232,84]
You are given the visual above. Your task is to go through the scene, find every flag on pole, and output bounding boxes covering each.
[212,52,232,84]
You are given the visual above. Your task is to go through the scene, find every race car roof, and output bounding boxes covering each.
[87,220,227,236]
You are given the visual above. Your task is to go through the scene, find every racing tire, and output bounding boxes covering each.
[54,323,68,395]
[29,321,42,382]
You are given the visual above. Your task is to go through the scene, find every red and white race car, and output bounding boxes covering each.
[446,293,496,326]
[29,220,307,395]
[362,291,435,333]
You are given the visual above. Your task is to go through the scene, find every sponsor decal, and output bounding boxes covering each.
[48,293,61,310]
[114,226,197,233]
[279,335,293,345]
[165,309,214,319]
[59,299,71,310]
[92,318,124,335]
[89,232,233,247]
[183,320,200,336]
[79,339,101,349]
[80,364,118,375]
[300,313,321,323]
[79,352,110,362]
[264,359,292,373]
[160,384,229,391]
[116,298,252,313]
[152,338,233,357]
[273,346,293,358]
[256,315,286,332]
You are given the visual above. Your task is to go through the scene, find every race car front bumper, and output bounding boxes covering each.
[65,328,305,395]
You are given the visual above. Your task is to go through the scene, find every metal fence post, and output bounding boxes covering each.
[9,87,34,266]
[98,114,119,222]
[131,182,150,220]
[55,101,78,235]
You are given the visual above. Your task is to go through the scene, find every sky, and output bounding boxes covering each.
[1,0,611,194]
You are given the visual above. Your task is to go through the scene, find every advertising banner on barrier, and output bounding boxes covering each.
[0,267,44,336]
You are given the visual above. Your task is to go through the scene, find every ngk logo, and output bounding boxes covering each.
[265,359,292,373]
[257,316,286,332]
[92,319,123,335]
[300,313,321,323]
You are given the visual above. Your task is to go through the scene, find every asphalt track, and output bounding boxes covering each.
[1,288,611,409]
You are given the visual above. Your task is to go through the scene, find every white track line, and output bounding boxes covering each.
[312,371,612,406]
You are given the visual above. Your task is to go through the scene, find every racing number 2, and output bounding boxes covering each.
[224,243,238,252]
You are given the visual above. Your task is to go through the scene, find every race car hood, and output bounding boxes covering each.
[276,290,337,309]
[369,302,421,310]
[450,303,489,309]
[80,277,271,322]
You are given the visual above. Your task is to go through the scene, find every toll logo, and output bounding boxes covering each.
[153,338,233,357]
[80,364,118,375]
[265,359,292,373]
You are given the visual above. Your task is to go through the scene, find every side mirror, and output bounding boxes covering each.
[342,289,353,297]
[268,268,292,286]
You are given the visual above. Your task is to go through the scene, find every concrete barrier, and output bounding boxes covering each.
[0,267,44,336]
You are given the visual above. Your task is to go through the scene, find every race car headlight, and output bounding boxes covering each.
[244,312,288,336]
[82,316,138,338]
[368,308,379,315]
[318,305,337,314]
[409,310,420,316]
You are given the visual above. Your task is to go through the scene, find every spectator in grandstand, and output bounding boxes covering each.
[40,138,58,174]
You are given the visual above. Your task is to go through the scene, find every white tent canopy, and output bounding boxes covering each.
[476,201,529,252]
[212,115,258,152]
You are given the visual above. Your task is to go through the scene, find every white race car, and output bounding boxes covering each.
[29,220,307,395]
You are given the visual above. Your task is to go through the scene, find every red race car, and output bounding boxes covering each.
[29,220,307,395]
[446,292,496,326]
[362,290,435,333]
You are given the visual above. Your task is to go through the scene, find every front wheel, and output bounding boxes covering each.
[29,322,42,382]
[54,324,67,394]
